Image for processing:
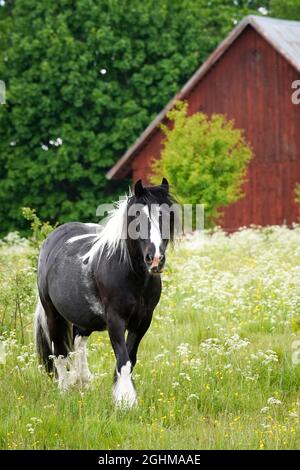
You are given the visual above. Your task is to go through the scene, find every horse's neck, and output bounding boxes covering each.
[127,239,147,277]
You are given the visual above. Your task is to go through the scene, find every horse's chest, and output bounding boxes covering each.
[127,289,154,321]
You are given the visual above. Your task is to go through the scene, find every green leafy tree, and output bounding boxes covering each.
[0,0,268,235]
[269,0,300,20]
[150,102,252,227]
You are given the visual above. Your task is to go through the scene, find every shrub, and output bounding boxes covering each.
[151,101,252,227]
[21,207,56,251]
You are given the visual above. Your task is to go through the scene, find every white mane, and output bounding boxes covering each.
[67,196,131,265]
[84,198,130,263]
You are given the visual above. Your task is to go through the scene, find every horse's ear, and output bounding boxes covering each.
[134,179,144,197]
[161,177,169,193]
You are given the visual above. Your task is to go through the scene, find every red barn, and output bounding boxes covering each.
[107,15,300,230]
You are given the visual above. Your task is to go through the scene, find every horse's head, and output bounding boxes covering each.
[127,178,177,274]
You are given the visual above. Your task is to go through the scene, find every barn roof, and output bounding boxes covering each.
[107,15,300,180]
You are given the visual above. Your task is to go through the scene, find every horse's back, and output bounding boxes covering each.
[37,222,106,330]
[41,222,99,253]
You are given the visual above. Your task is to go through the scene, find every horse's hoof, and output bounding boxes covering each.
[113,385,138,409]
[82,372,93,384]
[57,370,79,391]
[115,396,138,410]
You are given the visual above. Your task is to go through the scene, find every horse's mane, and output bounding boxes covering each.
[70,184,176,266]
[81,196,130,265]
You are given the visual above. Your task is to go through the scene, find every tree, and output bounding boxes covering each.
[0,0,268,235]
[269,0,300,20]
[150,102,252,227]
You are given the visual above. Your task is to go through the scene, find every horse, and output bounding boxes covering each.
[35,178,177,408]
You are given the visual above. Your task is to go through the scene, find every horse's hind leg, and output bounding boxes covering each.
[73,327,93,386]
[40,298,76,391]
[35,298,53,373]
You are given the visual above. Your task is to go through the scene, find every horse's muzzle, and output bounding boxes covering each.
[147,255,165,274]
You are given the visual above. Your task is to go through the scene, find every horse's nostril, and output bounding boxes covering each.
[159,254,165,262]
[145,253,153,264]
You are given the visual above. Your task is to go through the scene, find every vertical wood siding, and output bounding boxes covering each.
[132,26,300,230]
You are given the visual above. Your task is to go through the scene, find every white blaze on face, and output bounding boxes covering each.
[143,205,162,258]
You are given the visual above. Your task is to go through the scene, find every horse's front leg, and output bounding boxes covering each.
[107,313,137,409]
[126,311,153,368]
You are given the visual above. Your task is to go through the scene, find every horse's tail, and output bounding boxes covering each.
[34,297,53,373]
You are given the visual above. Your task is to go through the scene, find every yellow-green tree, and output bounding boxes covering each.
[151,102,252,227]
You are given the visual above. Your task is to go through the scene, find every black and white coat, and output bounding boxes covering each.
[35,178,176,408]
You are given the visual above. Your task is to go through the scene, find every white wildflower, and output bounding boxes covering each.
[187,394,199,401]
[154,353,165,361]
[176,343,191,357]
[26,424,35,434]
[179,372,191,381]
[267,397,282,406]
[260,406,269,413]
[189,358,202,369]
[31,417,42,424]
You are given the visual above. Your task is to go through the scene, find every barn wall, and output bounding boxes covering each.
[132,26,300,229]
[132,128,165,183]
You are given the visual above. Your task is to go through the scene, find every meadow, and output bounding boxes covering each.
[0,226,300,450]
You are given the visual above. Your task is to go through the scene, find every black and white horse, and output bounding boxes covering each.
[35,178,176,408]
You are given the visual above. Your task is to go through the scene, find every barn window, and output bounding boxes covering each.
[250,48,262,62]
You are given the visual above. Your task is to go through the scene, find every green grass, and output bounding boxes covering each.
[1,226,300,449]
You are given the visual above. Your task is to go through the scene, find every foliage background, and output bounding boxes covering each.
[0,0,299,235]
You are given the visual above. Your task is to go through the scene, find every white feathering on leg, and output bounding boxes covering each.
[113,361,137,409]
[53,356,77,391]
[73,335,93,385]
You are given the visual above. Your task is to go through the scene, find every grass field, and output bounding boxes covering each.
[1,226,300,450]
